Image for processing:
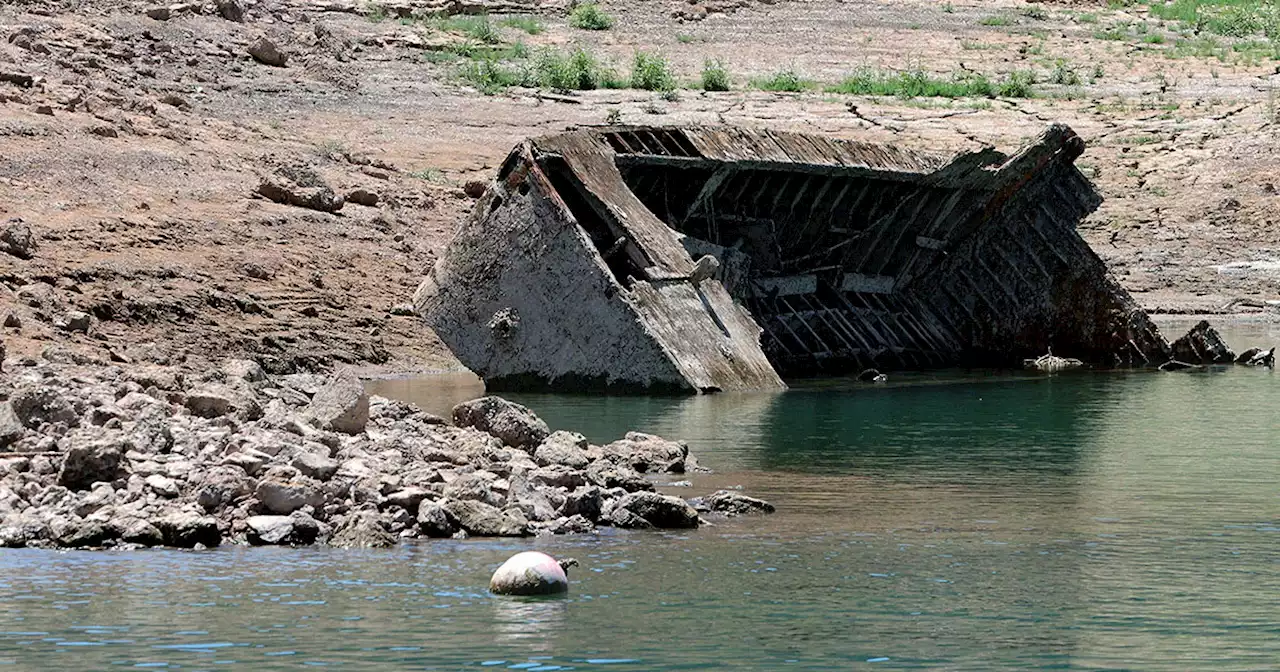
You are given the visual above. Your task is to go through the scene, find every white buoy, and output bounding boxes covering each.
[489,551,578,596]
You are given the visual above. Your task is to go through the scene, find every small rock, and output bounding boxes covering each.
[452,396,549,450]
[257,179,344,213]
[689,490,775,516]
[0,219,37,260]
[145,474,180,498]
[389,303,415,317]
[89,125,119,138]
[3,313,20,329]
[1170,320,1235,364]
[248,37,289,67]
[216,0,245,21]
[55,310,92,333]
[292,452,339,481]
[256,477,321,515]
[186,384,260,420]
[307,369,369,434]
[34,104,54,116]
[145,5,171,20]
[560,485,603,521]
[346,189,379,207]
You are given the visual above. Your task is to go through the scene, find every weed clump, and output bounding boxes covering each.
[701,59,731,91]
[751,69,810,92]
[570,3,615,30]
[630,51,676,91]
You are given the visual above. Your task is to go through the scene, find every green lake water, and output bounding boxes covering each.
[2,320,1278,670]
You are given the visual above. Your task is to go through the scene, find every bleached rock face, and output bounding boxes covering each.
[489,551,571,596]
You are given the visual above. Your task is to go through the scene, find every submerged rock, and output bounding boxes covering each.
[489,551,577,595]
[690,490,776,516]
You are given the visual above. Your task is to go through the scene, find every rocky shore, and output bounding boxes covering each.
[0,358,773,550]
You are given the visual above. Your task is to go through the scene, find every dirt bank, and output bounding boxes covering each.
[1,0,1278,375]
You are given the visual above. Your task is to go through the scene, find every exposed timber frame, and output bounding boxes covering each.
[415,124,1173,393]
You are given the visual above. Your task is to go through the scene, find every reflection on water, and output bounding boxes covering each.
[5,322,1280,670]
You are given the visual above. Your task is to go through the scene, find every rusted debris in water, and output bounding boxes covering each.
[417,124,1187,393]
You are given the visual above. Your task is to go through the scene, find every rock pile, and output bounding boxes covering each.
[0,359,772,550]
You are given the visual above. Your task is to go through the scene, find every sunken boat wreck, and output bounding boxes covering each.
[416,124,1186,393]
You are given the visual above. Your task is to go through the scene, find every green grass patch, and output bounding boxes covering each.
[570,3,615,30]
[408,168,447,182]
[676,32,697,44]
[1148,0,1280,38]
[630,51,676,91]
[1049,59,1082,85]
[1022,6,1049,20]
[1076,12,1099,24]
[751,69,811,92]
[1143,32,1167,43]
[825,68,1036,98]
[457,58,525,94]
[701,59,730,91]
[433,14,502,43]
[532,47,622,91]
[500,16,544,34]
[980,14,1015,26]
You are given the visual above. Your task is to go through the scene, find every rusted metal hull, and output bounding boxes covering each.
[416,124,1173,393]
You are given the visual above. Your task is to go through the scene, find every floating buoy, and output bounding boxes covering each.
[489,552,579,596]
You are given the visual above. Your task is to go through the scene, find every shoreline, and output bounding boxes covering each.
[0,358,773,551]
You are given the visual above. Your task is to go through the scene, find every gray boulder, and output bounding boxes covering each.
[194,465,254,512]
[560,485,603,522]
[10,387,79,429]
[534,431,590,468]
[58,443,124,491]
[247,513,319,545]
[452,396,549,450]
[256,475,323,515]
[115,518,164,546]
[0,402,24,450]
[292,452,339,481]
[586,462,653,492]
[155,511,221,548]
[186,383,262,420]
[0,219,37,259]
[443,498,529,537]
[145,474,180,498]
[416,499,459,538]
[613,491,699,529]
[248,37,288,67]
[330,510,396,548]
[602,432,687,473]
[307,370,369,435]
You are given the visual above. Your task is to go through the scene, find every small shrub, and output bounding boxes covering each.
[1050,59,1081,86]
[980,14,1014,26]
[701,59,730,91]
[533,48,616,91]
[752,69,810,92]
[435,14,502,44]
[1022,6,1048,21]
[458,58,523,94]
[365,3,388,22]
[997,70,1036,98]
[630,51,676,91]
[605,108,622,124]
[570,3,614,30]
[500,16,544,35]
[676,33,697,43]
[1143,32,1166,44]
[942,2,954,13]
[409,168,446,182]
